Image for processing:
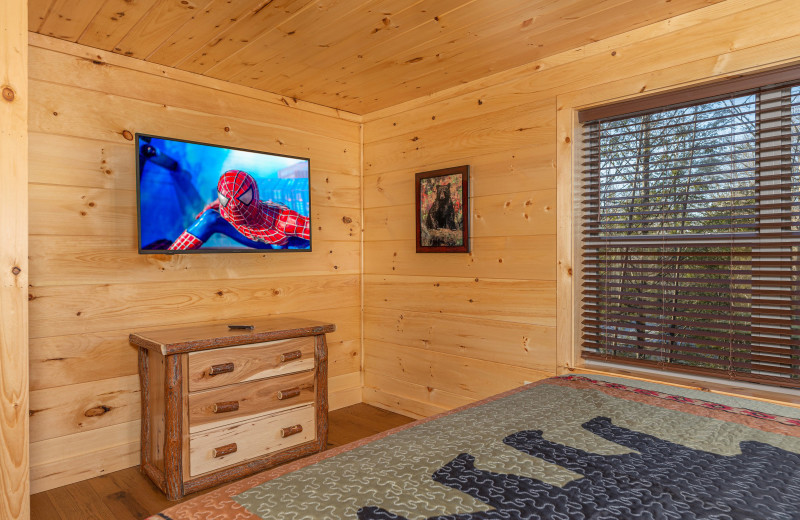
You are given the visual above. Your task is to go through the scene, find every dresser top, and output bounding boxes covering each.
[129,317,335,355]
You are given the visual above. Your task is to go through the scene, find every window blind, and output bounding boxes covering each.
[579,75,800,389]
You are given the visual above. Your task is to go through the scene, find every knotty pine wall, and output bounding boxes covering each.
[361,0,800,418]
[1,1,29,517]
[24,0,800,496]
[27,36,362,493]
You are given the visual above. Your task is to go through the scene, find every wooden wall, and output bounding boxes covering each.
[25,0,800,498]
[1,2,29,518]
[361,0,800,418]
[27,36,362,493]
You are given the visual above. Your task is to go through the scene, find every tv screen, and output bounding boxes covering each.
[136,134,311,253]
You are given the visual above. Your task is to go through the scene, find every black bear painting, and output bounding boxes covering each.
[416,166,469,252]
[426,184,457,231]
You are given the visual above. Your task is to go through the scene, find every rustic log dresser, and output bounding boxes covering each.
[129,317,335,500]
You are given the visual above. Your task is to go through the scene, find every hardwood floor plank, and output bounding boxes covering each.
[327,403,414,447]
[47,480,118,520]
[30,492,61,520]
[31,403,415,520]
[86,472,152,520]
[108,469,176,518]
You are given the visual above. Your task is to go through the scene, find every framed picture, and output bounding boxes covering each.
[415,165,470,253]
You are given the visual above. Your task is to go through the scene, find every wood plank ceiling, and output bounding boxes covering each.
[29,0,722,114]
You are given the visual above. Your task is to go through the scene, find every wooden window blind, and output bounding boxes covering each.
[579,72,800,389]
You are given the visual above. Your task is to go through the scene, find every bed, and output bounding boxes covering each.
[148,374,800,519]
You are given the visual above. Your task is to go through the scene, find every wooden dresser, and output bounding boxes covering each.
[130,317,335,500]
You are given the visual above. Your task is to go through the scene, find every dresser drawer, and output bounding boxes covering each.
[189,404,316,477]
[188,336,314,391]
[188,370,315,433]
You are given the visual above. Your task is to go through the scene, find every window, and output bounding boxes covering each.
[579,68,800,389]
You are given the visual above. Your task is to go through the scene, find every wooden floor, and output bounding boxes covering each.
[31,404,415,520]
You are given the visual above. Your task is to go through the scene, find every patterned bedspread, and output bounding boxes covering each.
[149,375,800,520]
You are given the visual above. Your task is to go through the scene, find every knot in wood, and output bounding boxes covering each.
[2,87,15,102]
[85,405,112,417]
[122,130,134,141]
[11,266,21,276]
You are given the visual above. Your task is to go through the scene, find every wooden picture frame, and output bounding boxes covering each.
[415,165,470,253]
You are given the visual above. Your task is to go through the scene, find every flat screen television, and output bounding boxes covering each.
[136,134,311,253]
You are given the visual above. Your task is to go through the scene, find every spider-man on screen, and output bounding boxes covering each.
[168,169,311,250]
[137,135,311,252]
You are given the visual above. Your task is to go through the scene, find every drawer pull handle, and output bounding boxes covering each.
[213,401,240,413]
[281,424,303,438]
[280,350,302,363]
[208,362,234,376]
[212,443,237,458]
[276,387,301,400]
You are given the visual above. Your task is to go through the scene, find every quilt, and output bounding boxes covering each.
[149,375,800,520]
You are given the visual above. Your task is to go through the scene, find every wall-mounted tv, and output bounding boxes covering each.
[136,134,311,254]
